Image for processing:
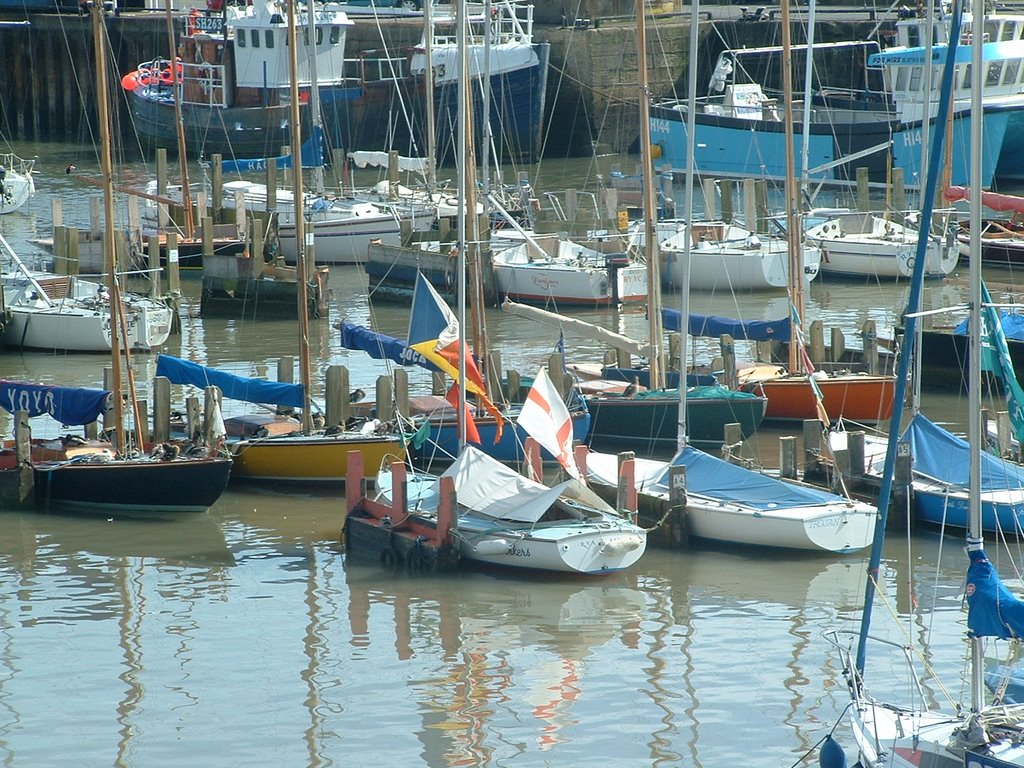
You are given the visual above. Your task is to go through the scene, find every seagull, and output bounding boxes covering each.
[622,376,640,399]
[65,164,76,174]
[349,388,366,403]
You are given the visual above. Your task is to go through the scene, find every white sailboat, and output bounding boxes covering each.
[0,151,35,214]
[820,3,1024,763]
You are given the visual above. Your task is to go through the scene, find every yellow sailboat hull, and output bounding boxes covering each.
[229,434,405,482]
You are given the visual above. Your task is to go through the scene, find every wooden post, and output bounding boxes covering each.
[779,435,797,479]
[808,320,826,364]
[754,180,768,233]
[394,368,409,421]
[743,178,756,231]
[431,371,446,396]
[436,475,457,545]
[667,332,681,373]
[803,419,822,469]
[892,168,905,212]
[376,375,394,422]
[14,410,32,506]
[856,167,870,211]
[506,368,521,403]
[996,410,1014,458]
[156,147,168,230]
[148,235,161,298]
[668,463,689,548]
[278,356,294,384]
[862,320,879,374]
[51,197,63,228]
[234,189,247,243]
[185,395,201,442]
[326,365,349,427]
[165,232,181,295]
[65,227,79,276]
[266,157,278,211]
[90,197,102,241]
[565,188,578,221]
[152,375,171,443]
[847,431,866,477]
[720,179,734,222]
[252,214,265,262]
[830,326,846,364]
[523,437,543,481]
[281,145,291,189]
[345,449,365,513]
[702,178,717,220]
[203,386,222,447]
[719,334,736,389]
[202,216,214,259]
[52,225,67,274]
[391,461,407,516]
[212,153,223,220]
[618,452,638,524]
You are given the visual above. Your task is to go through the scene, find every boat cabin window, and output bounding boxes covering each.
[250,29,260,48]
[906,25,920,47]
[265,30,274,48]
[1004,58,1020,86]
[330,26,341,45]
[236,29,245,47]
[302,28,324,47]
[908,66,922,92]
[987,61,1004,87]
[895,66,910,92]
[962,63,972,89]
[1002,21,1017,41]
[985,19,998,42]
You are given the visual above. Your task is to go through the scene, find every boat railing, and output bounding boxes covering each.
[345,51,410,84]
[824,628,934,712]
[179,61,228,108]
[431,0,533,46]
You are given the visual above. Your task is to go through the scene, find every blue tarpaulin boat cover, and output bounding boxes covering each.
[156,355,304,408]
[661,309,791,342]
[0,380,109,425]
[652,445,846,509]
[903,413,1024,492]
[337,321,440,373]
[954,312,1024,341]
[967,547,1024,639]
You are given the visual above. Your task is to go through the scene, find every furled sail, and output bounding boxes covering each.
[156,355,304,408]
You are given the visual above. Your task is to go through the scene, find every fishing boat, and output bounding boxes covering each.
[0,151,35,214]
[649,36,1011,188]
[946,185,1024,266]
[819,9,1024,764]
[26,4,233,515]
[805,208,959,280]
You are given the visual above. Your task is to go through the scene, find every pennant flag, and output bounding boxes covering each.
[981,280,1024,444]
[408,272,504,441]
[445,383,481,445]
[516,367,580,479]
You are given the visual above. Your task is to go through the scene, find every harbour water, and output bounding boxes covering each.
[0,142,1016,766]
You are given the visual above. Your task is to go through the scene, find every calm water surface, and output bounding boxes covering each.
[0,142,1017,766]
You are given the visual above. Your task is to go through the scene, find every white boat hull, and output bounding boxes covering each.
[278,212,404,265]
[0,153,35,214]
[493,261,647,306]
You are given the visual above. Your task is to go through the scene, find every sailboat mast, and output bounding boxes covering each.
[677,0,700,450]
[165,0,193,240]
[288,0,313,434]
[92,2,125,453]
[967,0,984,713]
[780,0,803,375]
[637,0,663,391]
[423,0,436,193]
[456,0,469,449]
[306,0,324,195]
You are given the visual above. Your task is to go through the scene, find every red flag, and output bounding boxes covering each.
[446,383,481,445]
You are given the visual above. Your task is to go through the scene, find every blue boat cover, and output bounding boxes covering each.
[954,312,1024,342]
[654,445,846,509]
[337,320,440,373]
[967,547,1024,640]
[220,126,325,174]
[156,355,304,408]
[0,380,109,425]
[903,413,1024,493]
[661,309,791,342]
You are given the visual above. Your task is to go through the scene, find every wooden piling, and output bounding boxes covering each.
[862,320,879,374]
[780,436,797,479]
[892,168,905,212]
[394,368,410,421]
[266,158,278,211]
[346,450,366,513]
[830,326,846,364]
[152,375,170,444]
[431,371,446,396]
[702,178,717,220]
[487,350,503,404]
[754,180,768,233]
[52,225,67,274]
[856,167,870,211]
[15,410,33,506]
[808,320,826,364]
[165,232,181,296]
[203,386,221,448]
[278,356,294,384]
[506,368,521,403]
[667,463,689,548]
[847,431,866,477]
[148,235,161,298]
[326,365,350,427]
[720,180,734,222]
[376,375,394,422]
[743,178,756,231]
[212,153,223,219]
[719,334,736,389]
[202,216,214,260]
[802,419,823,479]
[617,452,638,524]
[436,475,457,545]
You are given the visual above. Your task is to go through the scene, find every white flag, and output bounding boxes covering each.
[516,367,579,479]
